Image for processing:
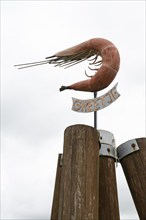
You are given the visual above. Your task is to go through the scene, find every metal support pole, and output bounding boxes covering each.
[94,91,97,129]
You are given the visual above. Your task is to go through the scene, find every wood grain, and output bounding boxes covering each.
[120,138,146,220]
[99,156,120,220]
[58,124,100,220]
[50,154,63,220]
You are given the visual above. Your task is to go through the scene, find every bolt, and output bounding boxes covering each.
[107,148,110,153]
[131,143,136,148]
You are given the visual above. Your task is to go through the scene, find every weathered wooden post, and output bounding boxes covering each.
[117,138,146,220]
[98,130,120,220]
[50,154,63,220]
[58,124,100,220]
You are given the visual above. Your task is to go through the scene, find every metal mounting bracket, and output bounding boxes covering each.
[117,139,139,161]
[99,130,117,159]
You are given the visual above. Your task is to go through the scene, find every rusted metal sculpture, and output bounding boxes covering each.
[15,38,120,93]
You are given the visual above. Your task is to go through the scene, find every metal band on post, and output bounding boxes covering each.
[117,139,139,160]
[99,130,117,160]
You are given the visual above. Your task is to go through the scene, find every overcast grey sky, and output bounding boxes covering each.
[1,1,145,219]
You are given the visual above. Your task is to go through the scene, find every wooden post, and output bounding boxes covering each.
[58,124,100,220]
[51,154,63,220]
[98,130,120,220]
[117,138,146,220]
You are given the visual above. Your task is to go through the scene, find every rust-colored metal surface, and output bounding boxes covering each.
[15,38,120,93]
[54,38,120,92]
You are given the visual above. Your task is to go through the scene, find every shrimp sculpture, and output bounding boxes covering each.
[15,38,120,93]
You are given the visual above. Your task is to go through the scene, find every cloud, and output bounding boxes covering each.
[1,1,145,219]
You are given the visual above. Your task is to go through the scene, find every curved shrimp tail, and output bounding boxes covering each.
[59,86,71,92]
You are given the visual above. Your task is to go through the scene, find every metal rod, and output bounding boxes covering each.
[94,91,97,129]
